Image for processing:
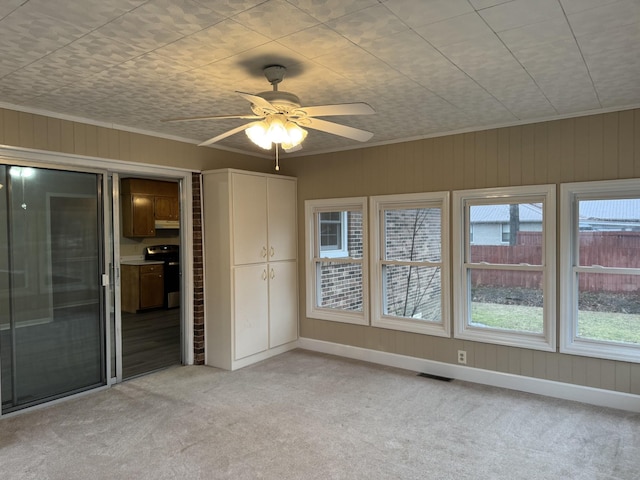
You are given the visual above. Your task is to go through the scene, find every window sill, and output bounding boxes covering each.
[561,339,640,363]
[372,316,450,337]
[455,325,555,352]
[307,307,369,326]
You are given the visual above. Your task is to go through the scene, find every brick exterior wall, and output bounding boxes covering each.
[383,208,442,321]
[192,172,205,365]
[318,211,364,311]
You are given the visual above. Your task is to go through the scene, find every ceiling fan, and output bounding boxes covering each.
[163,65,375,155]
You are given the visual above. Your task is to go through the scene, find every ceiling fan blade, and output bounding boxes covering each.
[198,121,260,147]
[283,144,303,153]
[236,91,277,113]
[301,118,374,142]
[163,114,262,123]
[293,102,375,117]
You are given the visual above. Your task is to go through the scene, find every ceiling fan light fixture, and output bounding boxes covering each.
[282,122,307,150]
[266,114,289,144]
[245,121,272,150]
[245,114,308,151]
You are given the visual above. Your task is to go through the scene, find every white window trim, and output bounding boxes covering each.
[305,197,368,325]
[319,211,348,258]
[370,192,450,337]
[453,185,556,351]
[560,179,640,363]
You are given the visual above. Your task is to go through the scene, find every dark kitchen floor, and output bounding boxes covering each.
[122,307,181,379]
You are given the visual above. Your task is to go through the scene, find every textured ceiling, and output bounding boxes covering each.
[1,0,639,158]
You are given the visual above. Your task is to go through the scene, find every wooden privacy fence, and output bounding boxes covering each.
[471,232,640,293]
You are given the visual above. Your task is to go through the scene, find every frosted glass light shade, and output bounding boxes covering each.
[245,114,307,150]
[245,121,272,150]
[282,122,307,150]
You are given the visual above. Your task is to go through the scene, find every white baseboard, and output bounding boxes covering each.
[231,341,299,370]
[298,337,640,413]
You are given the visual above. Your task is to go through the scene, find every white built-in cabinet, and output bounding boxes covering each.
[202,169,298,370]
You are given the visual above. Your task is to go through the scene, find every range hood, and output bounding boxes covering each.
[155,220,180,230]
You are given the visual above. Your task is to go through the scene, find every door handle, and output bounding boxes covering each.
[262,269,267,280]
[269,246,275,257]
[261,246,267,258]
[270,268,275,280]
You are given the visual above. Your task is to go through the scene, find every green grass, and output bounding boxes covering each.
[471,302,640,344]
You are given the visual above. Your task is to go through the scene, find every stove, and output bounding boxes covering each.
[145,244,180,309]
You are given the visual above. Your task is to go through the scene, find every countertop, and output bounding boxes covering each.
[120,260,164,266]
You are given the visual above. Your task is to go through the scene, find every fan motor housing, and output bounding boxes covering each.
[253,91,301,115]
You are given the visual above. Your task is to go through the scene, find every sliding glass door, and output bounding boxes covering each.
[0,165,105,413]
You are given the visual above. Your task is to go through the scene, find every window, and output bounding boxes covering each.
[501,223,510,243]
[319,211,348,258]
[305,198,368,325]
[560,180,640,363]
[370,192,450,336]
[453,185,556,351]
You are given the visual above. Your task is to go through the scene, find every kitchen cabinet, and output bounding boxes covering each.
[121,179,179,238]
[121,263,164,313]
[122,194,155,237]
[154,195,179,221]
[203,169,298,370]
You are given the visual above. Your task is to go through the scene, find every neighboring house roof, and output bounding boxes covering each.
[471,200,640,225]
[578,199,640,223]
[470,204,542,224]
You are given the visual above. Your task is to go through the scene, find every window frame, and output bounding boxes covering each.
[453,185,556,351]
[560,179,640,363]
[305,197,368,325]
[370,192,450,337]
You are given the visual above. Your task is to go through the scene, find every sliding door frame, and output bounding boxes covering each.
[0,145,195,417]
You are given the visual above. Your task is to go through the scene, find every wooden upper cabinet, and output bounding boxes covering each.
[155,196,179,220]
[122,194,155,237]
[121,178,179,238]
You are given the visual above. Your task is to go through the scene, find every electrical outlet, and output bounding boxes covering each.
[457,350,467,365]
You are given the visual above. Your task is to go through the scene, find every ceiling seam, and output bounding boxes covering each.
[557,0,603,109]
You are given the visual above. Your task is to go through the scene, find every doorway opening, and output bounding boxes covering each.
[116,176,182,380]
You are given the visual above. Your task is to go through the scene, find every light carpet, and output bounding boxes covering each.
[1,349,639,479]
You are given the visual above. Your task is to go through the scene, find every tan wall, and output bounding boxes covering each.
[288,108,640,395]
[0,107,270,173]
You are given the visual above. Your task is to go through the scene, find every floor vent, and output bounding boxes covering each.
[417,372,453,382]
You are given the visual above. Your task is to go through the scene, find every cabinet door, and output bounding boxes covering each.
[140,265,164,309]
[132,194,155,237]
[267,177,296,261]
[268,261,298,348]
[232,174,268,265]
[155,196,179,220]
[234,264,269,360]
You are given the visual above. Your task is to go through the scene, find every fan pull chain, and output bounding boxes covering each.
[275,144,280,171]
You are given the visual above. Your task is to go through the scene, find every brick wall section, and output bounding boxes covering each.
[319,211,364,310]
[383,208,442,320]
[192,172,205,365]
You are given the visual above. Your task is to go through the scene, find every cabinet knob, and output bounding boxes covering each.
[262,269,267,280]
[269,246,275,257]
[261,246,267,258]
[270,268,275,280]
